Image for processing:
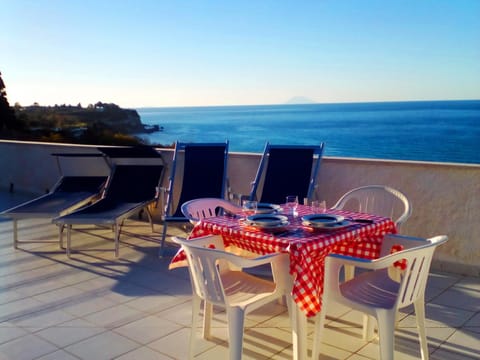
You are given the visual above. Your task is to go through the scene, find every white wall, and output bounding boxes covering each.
[1,140,478,276]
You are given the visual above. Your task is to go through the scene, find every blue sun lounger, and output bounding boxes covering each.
[1,153,108,249]
[249,142,325,204]
[159,141,229,256]
[53,146,165,257]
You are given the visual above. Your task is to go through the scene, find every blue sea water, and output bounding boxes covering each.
[137,100,480,164]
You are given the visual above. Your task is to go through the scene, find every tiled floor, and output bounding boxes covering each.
[0,198,479,359]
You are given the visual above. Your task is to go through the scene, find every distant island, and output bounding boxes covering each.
[285,96,316,104]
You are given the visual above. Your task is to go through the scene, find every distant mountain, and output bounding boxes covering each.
[285,96,316,104]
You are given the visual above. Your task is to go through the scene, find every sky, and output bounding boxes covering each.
[1,0,480,108]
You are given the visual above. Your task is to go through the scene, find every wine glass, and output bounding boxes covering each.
[242,200,258,220]
[311,200,327,213]
[285,195,299,216]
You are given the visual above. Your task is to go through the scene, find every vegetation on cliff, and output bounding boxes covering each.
[0,72,160,146]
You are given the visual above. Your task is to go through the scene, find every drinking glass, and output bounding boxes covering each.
[311,200,327,213]
[285,195,299,216]
[242,200,258,218]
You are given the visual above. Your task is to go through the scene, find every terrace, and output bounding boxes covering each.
[0,140,479,359]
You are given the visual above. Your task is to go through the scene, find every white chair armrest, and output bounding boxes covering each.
[380,234,429,257]
[225,251,288,269]
[327,243,427,272]
[173,235,226,251]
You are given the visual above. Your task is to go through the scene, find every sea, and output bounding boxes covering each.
[136,100,480,164]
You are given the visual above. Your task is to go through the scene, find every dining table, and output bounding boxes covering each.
[169,204,397,359]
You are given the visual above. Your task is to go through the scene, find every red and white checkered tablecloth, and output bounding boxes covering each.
[169,205,397,318]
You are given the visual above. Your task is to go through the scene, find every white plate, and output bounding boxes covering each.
[301,214,345,228]
[302,219,351,230]
[246,214,288,227]
[247,221,290,233]
[255,203,282,214]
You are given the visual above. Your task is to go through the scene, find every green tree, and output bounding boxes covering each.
[0,71,18,132]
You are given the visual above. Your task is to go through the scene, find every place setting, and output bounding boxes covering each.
[301,213,351,231]
[300,199,353,231]
[239,200,290,232]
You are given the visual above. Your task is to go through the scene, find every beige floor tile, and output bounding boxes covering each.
[346,354,375,360]
[312,320,367,354]
[243,326,293,358]
[465,312,480,328]
[432,286,480,312]
[454,276,480,291]
[430,347,480,360]
[308,342,354,360]
[0,324,29,345]
[113,315,181,344]
[12,307,75,330]
[147,327,216,359]
[0,333,59,360]
[51,290,119,317]
[36,349,82,360]
[0,288,26,305]
[35,318,106,348]
[123,292,181,314]
[82,303,145,329]
[115,346,173,360]
[0,297,47,323]
[400,302,475,328]
[64,331,140,360]
[436,329,480,359]
[427,272,462,290]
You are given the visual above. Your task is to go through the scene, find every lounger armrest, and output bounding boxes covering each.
[158,186,169,216]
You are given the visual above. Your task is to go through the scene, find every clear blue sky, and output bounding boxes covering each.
[1,0,479,108]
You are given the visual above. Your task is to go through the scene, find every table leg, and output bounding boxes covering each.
[288,295,307,360]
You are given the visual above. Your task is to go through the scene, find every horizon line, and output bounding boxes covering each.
[134,98,480,110]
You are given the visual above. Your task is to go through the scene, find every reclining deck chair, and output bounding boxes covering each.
[160,141,229,257]
[249,142,325,204]
[53,146,165,258]
[1,153,108,249]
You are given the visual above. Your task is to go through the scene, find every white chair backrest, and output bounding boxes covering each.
[391,235,447,309]
[173,235,232,306]
[333,185,412,229]
[181,198,241,223]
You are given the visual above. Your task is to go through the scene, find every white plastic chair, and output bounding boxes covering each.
[332,185,412,231]
[181,198,242,224]
[332,185,413,336]
[172,235,291,360]
[312,234,448,360]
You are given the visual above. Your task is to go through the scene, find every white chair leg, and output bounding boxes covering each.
[189,295,202,360]
[376,311,396,360]
[227,307,245,360]
[114,224,120,257]
[144,206,154,232]
[203,301,213,340]
[66,225,72,258]
[344,264,355,281]
[363,315,375,340]
[414,298,429,360]
[58,224,65,249]
[13,219,18,248]
[312,309,327,360]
